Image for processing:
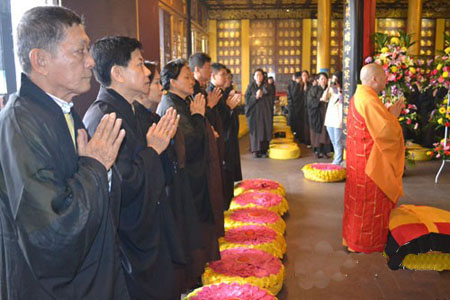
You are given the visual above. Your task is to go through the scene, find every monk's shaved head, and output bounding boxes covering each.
[360,63,386,94]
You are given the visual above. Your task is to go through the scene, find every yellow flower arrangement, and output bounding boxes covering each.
[202,248,285,295]
[234,179,286,197]
[219,225,287,259]
[224,208,287,235]
[439,107,446,114]
[185,283,278,299]
[302,163,346,182]
[229,191,289,216]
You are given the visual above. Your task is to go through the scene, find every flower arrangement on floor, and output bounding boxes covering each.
[234,179,285,197]
[224,207,286,235]
[365,32,420,134]
[302,163,346,182]
[219,225,286,258]
[202,248,285,295]
[229,191,289,216]
[427,138,450,160]
[185,282,277,300]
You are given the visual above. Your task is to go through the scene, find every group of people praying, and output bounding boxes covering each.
[0,4,408,300]
[0,6,242,300]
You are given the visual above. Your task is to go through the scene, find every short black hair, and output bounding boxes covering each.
[161,58,188,91]
[333,71,343,87]
[211,62,227,74]
[301,70,310,76]
[317,72,328,80]
[294,71,302,78]
[91,36,142,86]
[188,53,211,71]
[16,6,83,74]
[144,61,159,84]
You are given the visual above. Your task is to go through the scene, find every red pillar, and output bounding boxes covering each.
[363,0,376,59]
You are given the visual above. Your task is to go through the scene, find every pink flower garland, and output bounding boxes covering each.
[236,179,283,191]
[209,248,282,278]
[309,163,344,171]
[233,192,283,208]
[188,282,276,300]
[229,208,280,224]
[225,225,277,245]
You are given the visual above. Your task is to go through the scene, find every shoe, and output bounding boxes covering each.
[261,153,268,158]
[306,145,312,148]
[323,153,330,159]
[252,152,261,158]
[314,152,322,159]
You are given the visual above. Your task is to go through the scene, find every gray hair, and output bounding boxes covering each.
[16,6,83,74]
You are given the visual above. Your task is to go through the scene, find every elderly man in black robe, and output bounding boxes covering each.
[245,69,273,158]
[83,36,184,300]
[0,6,129,299]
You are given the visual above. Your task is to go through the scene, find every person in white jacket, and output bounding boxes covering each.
[322,71,344,165]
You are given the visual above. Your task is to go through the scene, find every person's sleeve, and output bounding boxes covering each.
[83,105,164,206]
[178,112,206,161]
[0,108,110,280]
[356,98,402,153]
[244,85,257,116]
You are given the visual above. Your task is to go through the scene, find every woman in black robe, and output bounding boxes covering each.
[245,69,273,157]
[133,62,204,292]
[287,72,302,138]
[157,59,221,287]
[307,72,330,158]
[299,70,312,145]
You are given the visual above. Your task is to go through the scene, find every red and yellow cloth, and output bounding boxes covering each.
[385,204,450,270]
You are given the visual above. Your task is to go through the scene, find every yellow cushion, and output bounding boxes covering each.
[268,143,301,160]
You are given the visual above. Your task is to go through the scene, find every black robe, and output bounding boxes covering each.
[287,80,301,135]
[83,87,184,300]
[213,85,242,209]
[244,81,273,153]
[300,83,312,145]
[0,74,129,299]
[307,85,330,150]
[132,101,205,290]
[157,92,220,280]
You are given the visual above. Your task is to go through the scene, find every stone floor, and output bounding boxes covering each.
[239,136,450,300]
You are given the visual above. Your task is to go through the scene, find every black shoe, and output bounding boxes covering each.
[323,153,330,159]
[253,152,261,158]
[261,153,268,158]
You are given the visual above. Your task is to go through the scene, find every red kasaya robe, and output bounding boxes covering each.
[343,84,405,253]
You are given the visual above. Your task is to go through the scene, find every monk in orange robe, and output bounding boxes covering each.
[343,63,405,253]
